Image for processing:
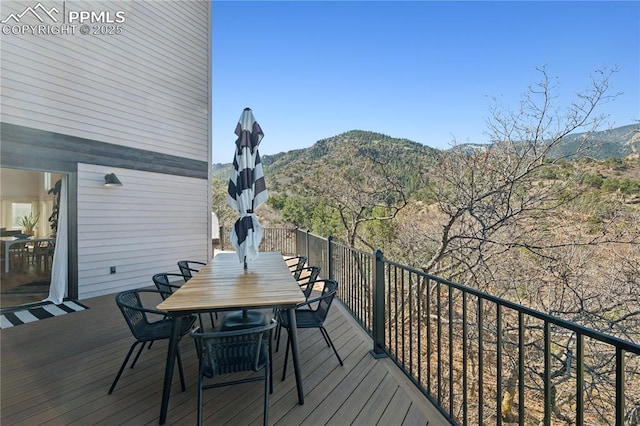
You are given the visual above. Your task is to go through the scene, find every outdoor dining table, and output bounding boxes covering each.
[156,251,307,425]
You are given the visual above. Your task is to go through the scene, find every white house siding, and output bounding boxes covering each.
[0,0,209,161]
[77,164,209,299]
[1,0,211,299]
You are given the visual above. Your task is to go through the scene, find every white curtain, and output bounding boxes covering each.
[44,175,68,304]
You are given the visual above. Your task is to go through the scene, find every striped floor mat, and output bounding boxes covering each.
[0,300,88,329]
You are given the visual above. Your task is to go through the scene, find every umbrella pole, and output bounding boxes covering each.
[242,256,247,318]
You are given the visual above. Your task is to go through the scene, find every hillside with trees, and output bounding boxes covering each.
[213,68,639,423]
[213,68,640,340]
[214,124,640,338]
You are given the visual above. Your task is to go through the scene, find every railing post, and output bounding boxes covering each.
[327,236,333,280]
[305,229,310,258]
[616,348,625,426]
[370,249,387,358]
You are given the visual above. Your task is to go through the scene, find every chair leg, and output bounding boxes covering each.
[109,341,140,394]
[130,340,148,368]
[197,363,204,426]
[268,331,274,394]
[275,322,284,352]
[319,327,331,347]
[320,327,343,366]
[264,360,270,426]
[197,315,205,331]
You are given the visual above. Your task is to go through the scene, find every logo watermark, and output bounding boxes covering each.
[1,2,125,36]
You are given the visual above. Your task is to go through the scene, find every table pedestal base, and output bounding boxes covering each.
[222,309,267,330]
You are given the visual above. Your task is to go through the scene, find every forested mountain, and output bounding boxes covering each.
[213,130,436,181]
[212,123,640,333]
[213,125,640,205]
[211,114,640,423]
[213,124,640,179]
[548,123,640,158]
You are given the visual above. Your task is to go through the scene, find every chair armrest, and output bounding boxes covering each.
[159,283,182,291]
[127,303,172,318]
[295,288,337,309]
[298,282,312,291]
[295,295,321,309]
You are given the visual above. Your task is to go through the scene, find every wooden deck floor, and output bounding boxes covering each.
[0,292,449,425]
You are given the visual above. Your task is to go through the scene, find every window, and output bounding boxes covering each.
[11,203,32,228]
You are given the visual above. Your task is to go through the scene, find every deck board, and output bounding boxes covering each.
[1,291,449,425]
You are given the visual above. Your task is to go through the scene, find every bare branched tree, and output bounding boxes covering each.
[391,66,639,424]
[416,67,622,278]
[306,142,408,249]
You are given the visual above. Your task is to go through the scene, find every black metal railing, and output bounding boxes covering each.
[221,227,640,425]
[291,229,640,426]
[217,226,297,255]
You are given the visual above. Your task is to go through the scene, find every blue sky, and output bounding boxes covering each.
[212,1,640,164]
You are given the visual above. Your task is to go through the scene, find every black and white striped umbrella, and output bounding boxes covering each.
[227,108,268,266]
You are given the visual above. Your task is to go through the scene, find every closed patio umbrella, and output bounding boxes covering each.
[223,108,268,330]
[227,107,268,267]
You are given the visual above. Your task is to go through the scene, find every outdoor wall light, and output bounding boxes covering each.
[104,173,123,187]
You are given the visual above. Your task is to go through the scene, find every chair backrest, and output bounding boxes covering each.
[115,289,161,340]
[296,266,321,298]
[178,260,206,281]
[33,241,49,254]
[285,256,307,275]
[8,241,28,253]
[306,279,338,321]
[152,273,185,300]
[191,321,277,377]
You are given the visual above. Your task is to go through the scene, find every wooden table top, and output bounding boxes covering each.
[157,251,306,312]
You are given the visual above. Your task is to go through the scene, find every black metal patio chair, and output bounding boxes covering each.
[153,272,215,330]
[293,265,321,299]
[108,289,196,394]
[284,255,307,278]
[276,279,343,380]
[190,320,277,426]
[273,265,321,344]
[152,272,186,296]
[177,260,207,281]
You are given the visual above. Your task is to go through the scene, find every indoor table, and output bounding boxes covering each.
[2,237,55,273]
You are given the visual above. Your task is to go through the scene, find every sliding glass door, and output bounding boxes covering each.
[0,168,64,309]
